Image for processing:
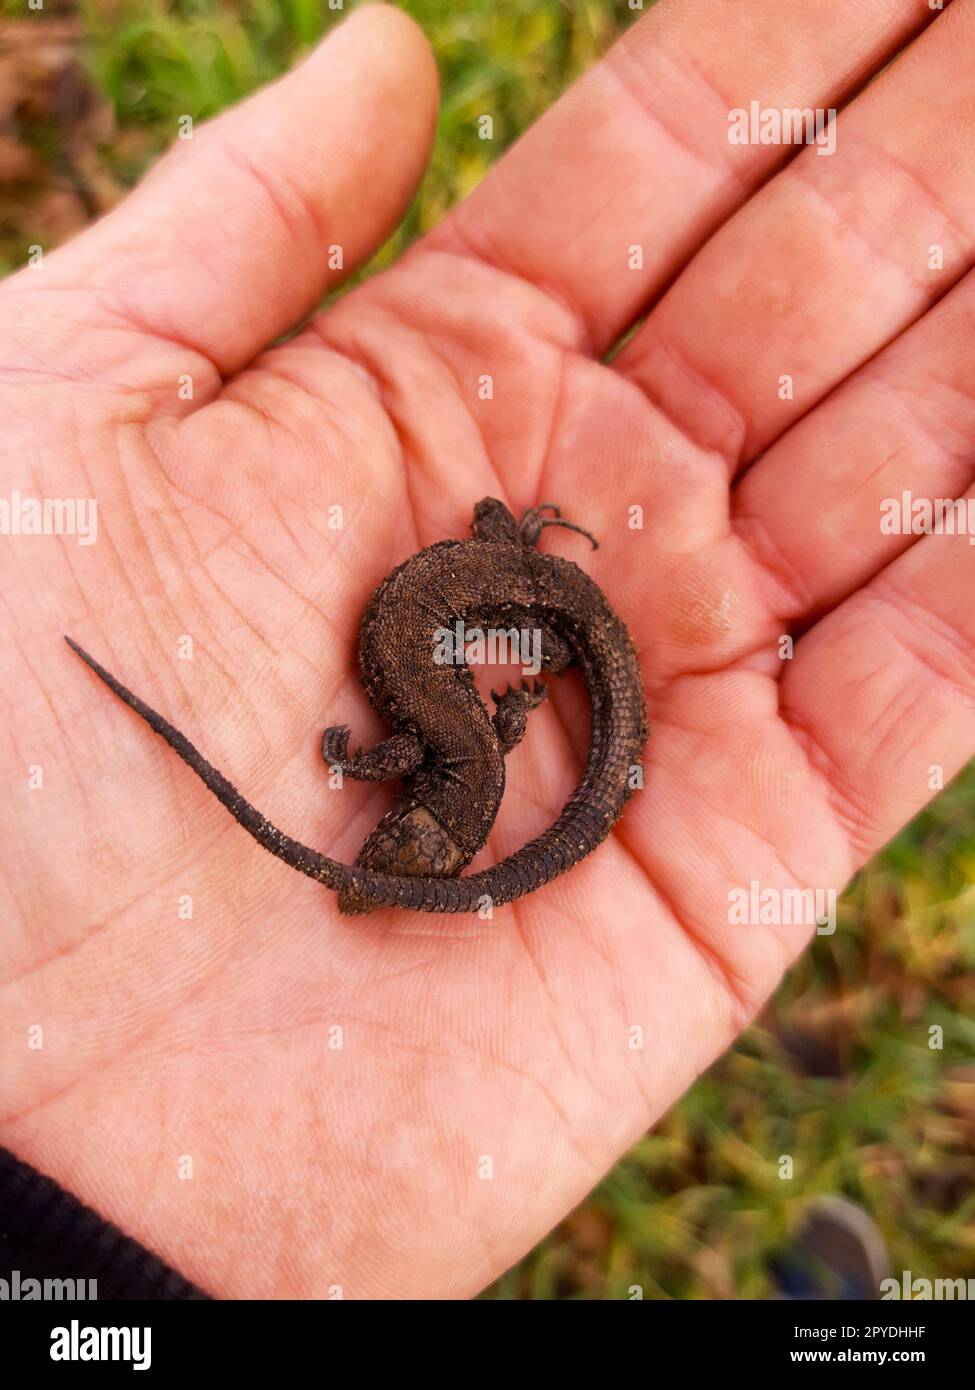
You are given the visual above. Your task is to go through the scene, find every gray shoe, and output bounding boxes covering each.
[772,1196,890,1299]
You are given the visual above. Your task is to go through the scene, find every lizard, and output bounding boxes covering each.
[65,497,648,915]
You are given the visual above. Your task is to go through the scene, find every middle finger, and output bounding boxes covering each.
[615,0,975,469]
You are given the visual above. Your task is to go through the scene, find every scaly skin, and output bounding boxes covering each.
[65,499,648,914]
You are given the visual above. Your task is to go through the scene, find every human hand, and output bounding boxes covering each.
[2,1,972,1298]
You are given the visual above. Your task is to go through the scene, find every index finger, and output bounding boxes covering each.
[425,0,947,354]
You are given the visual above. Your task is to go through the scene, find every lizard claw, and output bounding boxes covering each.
[322,724,351,766]
[492,680,548,710]
[519,503,599,551]
[526,678,548,708]
[519,678,548,708]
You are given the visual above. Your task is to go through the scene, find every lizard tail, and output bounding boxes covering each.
[64,636,362,899]
[64,637,643,915]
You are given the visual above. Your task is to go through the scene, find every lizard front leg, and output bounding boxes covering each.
[321,726,425,781]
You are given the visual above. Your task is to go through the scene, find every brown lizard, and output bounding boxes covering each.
[65,498,648,914]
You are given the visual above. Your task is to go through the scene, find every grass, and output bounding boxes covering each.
[0,0,621,275]
[1,0,972,1299]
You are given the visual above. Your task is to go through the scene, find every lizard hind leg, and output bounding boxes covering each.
[321,727,425,781]
[490,680,548,755]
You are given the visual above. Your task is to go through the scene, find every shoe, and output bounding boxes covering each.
[771,1196,890,1299]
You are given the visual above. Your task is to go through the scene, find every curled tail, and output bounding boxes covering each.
[65,637,644,914]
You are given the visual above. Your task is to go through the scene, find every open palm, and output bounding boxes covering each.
[3,2,973,1298]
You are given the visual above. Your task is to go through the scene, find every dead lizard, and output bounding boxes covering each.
[65,498,648,914]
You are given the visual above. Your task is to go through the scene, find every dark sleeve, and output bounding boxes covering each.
[0,1146,211,1300]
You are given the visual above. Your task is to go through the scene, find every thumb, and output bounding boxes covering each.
[25,4,439,376]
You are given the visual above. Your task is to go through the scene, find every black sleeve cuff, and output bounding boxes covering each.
[0,1146,211,1300]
